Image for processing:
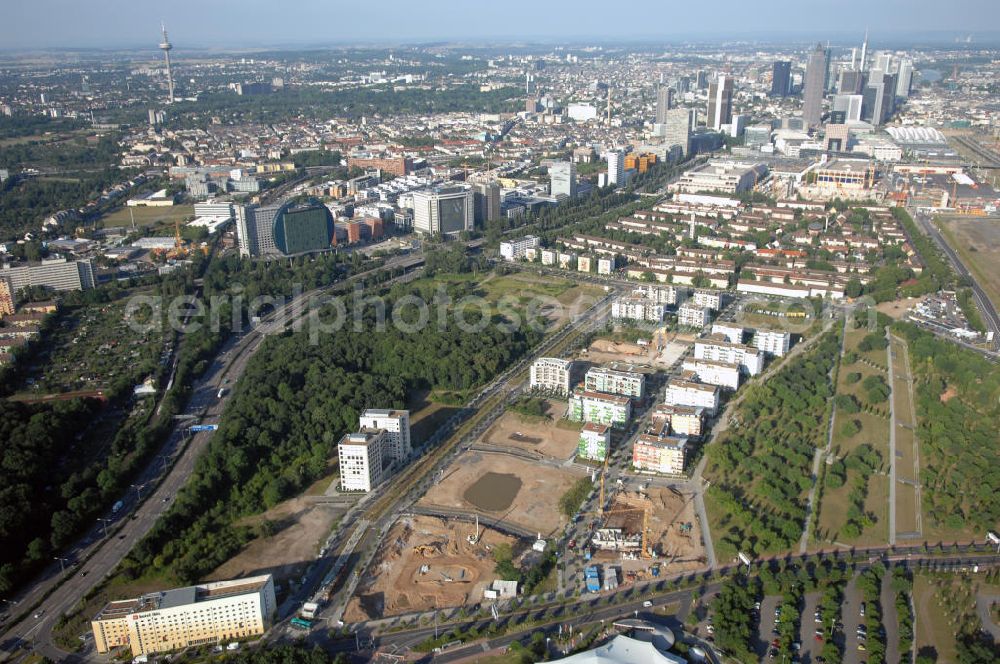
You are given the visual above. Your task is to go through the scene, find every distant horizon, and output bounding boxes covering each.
[3,0,1000,51]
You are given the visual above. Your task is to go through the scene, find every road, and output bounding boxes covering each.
[0,251,429,662]
[887,329,898,547]
[910,208,1000,349]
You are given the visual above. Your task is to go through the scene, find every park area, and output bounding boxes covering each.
[342,515,518,621]
[481,399,581,461]
[816,325,891,548]
[418,450,587,537]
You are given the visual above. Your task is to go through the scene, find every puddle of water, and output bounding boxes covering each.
[463,472,522,511]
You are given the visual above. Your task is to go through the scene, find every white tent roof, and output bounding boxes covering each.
[551,634,687,664]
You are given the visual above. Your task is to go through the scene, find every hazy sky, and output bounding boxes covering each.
[3,0,999,50]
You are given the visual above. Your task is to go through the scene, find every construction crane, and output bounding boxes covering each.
[598,453,611,516]
[579,505,653,559]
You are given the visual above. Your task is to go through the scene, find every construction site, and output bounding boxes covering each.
[481,399,581,460]
[418,450,586,537]
[342,515,518,621]
[587,485,706,577]
[581,335,691,371]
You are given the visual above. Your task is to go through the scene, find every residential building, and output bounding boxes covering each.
[550,161,577,199]
[338,429,387,492]
[578,422,611,462]
[584,366,646,400]
[677,302,711,328]
[707,75,733,130]
[710,323,745,344]
[412,186,475,235]
[803,43,829,126]
[358,409,411,462]
[753,329,791,357]
[606,150,625,185]
[694,339,764,375]
[91,575,277,657]
[691,289,723,310]
[567,388,632,427]
[681,358,741,390]
[0,277,14,316]
[500,235,541,262]
[651,404,705,438]
[530,357,573,395]
[663,378,720,416]
[611,295,666,323]
[0,257,96,294]
[771,61,792,97]
[632,432,688,475]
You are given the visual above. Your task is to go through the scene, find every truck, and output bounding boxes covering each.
[585,566,601,593]
[217,387,227,399]
[112,500,124,514]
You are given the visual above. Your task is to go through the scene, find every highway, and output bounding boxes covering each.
[910,208,1000,349]
[0,251,428,663]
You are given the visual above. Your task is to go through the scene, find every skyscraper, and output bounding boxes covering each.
[655,85,674,124]
[771,61,792,97]
[606,151,625,186]
[802,43,829,127]
[412,186,475,235]
[896,59,914,98]
[473,181,501,224]
[549,161,578,199]
[859,28,870,72]
[707,75,733,130]
[838,69,865,95]
[664,108,692,157]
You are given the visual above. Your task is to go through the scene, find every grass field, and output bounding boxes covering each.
[936,216,1000,314]
[913,575,959,664]
[889,335,921,539]
[816,327,891,547]
[99,204,195,229]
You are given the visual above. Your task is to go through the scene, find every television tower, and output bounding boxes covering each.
[159,23,175,103]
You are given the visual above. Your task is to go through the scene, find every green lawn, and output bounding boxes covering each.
[99,204,195,229]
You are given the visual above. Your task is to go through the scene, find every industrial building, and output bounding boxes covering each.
[91,575,277,657]
[671,160,768,195]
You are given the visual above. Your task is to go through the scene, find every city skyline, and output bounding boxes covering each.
[2,0,1000,50]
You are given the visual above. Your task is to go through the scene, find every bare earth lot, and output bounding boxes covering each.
[482,400,580,460]
[343,515,517,621]
[580,337,689,370]
[419,450,585,537]
[938,216,1000,313]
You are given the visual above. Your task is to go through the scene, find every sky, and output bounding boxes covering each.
[3,0,999,50]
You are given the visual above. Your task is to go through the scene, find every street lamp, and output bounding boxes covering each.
[97,518,112,538]
[53,556,69,573]
[131,483,146,501]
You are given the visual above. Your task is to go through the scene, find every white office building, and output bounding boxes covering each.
[412,186,475,235]
[606,150,625,185]
[550,161,578,198]
[753,329,791,357]
[500,235,541,262]
[530,357,574,395]
[338,429,387,492]
[359,409,411,461]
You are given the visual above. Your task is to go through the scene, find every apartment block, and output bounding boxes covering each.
[567,388,632,427]
[692,289,724,310]
[578,422,612,462]
[499,235,540,262]
[753,329,792,357]
[358,409,411,461]
[632,433,689,475]
[694,339,764,376]
[677,302,712,328]
[338,429,387,492]
[710,323,745,344]
[650,404,705,438]
[92,575,277,657]
[682,359,741,391]
[584,366,646,400]
[611,296,666,323]
[664,378,720,416]
[530,357,573,395]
